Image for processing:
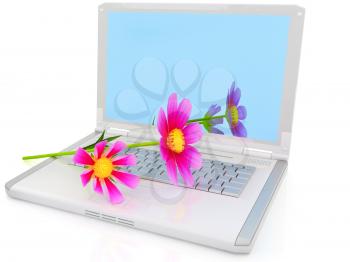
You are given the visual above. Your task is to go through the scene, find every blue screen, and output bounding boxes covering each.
[105,12,290,142]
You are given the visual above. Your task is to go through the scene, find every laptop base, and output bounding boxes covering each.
[5,131,286,253]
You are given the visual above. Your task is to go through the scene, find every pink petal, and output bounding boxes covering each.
[183,123,203,144]
[104,178,124,204]
[167,93,178,130]
[176,156,194,187]
[157,108,168,137]
[175,98,191,128]
[112,154,136,166]
[93,177,103,194]
[183,145,202,170]
[94,140,107,159]
[167,93,178,118]
[165,157,178,185]
[80,169,94,186]
[112,170,140,189]
[106,141,127,158]
[73,148,95,166]
[159,138,170,161]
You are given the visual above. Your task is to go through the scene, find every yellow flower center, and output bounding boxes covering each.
[230,106,239,125]
[92,157,114,179]
[166,128,185,154]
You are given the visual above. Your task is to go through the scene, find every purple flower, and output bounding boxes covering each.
[226,82,247,137]
[203,104,224,135]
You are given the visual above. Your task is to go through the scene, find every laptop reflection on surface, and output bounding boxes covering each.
[6,3,304,253]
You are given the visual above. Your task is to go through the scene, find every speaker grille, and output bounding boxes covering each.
[84,210,100,219]
[117,217,134,227]
[84,210,134,227]
[101,213,116,223]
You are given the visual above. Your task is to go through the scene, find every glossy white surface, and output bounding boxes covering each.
[1,0,350,261]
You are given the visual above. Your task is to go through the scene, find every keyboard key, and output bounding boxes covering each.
[142,169,155,178]
[222,186,241,197]
[230,176,247,184]
[127,167,139,173]
[237,173,251,180]
[225,181,245,190]
[244,165,256,172]
[216,176,231,184]
[237,168,254,175]
[138,151,147,156]
[204,171,217,179]
[202,161,212,168]
[210,174,221,181]
[196,182,210,191]
[225,171,238,178]
[147,150,157,156]
[144,162,153,168]
[211,160,223,166]
[154,175,170,184]
[192,170,202,178]
[153,169,165,176]
[209,184,223,194]
[197,177,212,184]
[222,162,234,167]
[200,167,212,173]
[212,167,224,174]
[125,148,137,154]
[136,155,146,160]
[198,171,209,177]
[225,166,237,172]
[158,165,166,170]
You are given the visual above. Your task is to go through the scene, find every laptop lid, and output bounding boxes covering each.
[96,3,304,160]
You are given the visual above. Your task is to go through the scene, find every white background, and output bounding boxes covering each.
[1,0,349,261]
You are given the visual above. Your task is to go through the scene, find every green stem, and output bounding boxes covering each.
[22,150,83,160]
[22,114,225,161]
[128,141,159,148]
[187,114,226,123]
[22,141,160,160]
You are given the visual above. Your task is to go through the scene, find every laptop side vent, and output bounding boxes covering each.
[101,213,116,223]
[84,210,100,219]
[117,218,135,227]
[84,210,134,227]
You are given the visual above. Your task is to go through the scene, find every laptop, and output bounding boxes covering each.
[5,3,304,253]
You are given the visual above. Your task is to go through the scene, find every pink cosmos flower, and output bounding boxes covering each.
[73,140,139,204]
[157,93,203,187]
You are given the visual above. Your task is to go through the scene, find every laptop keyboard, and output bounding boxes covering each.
[122,147,256,198]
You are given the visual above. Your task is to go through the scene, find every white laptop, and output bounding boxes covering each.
[5,3,304,253]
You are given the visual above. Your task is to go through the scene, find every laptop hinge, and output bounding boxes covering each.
[96,126,130,136]
[107,127,130,136]
[243,147,273,159]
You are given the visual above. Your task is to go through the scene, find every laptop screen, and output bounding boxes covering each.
[105,11,291,143]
